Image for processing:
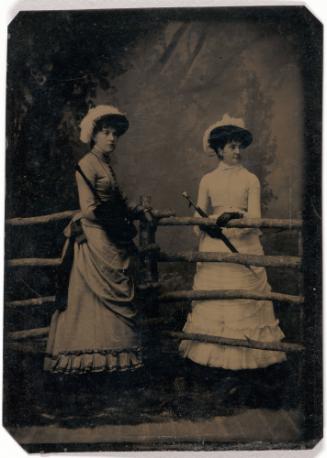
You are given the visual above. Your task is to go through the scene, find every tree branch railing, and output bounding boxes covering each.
[6,289,304,309]
[5,205,304,354]
[6,210,79,227]
[5,209,175,226]
[6,252,301,270]
[6,210,302,230]
[7,258,62,268]
[167,332,305,353]
[158,216,303,230]
[7,327,304,353]
[159,289,304,304]
[158,251,301,269]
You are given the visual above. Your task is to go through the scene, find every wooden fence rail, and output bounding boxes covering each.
[6,209,175,226]
[159,289,304,304]
[7,258,62,268]
[159,216,303,229]
[7,327,304,353]
[9,327,49,340]
[159,252,301,269]
[7,253,301,269]
[168,332,305,353]
[6,210,302,230]
[6,210,78,226]
[6,289,304,309]
[5,206,304,354]
[7,296,56,308]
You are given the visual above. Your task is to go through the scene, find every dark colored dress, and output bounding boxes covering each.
[44,148,142,374]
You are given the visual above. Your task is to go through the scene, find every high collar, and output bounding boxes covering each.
[91,145,111,164]
[218,161,243,171]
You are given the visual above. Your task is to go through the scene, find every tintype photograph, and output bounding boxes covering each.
[3,5,322,453]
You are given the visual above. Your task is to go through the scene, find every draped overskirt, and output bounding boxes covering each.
[44,221,142,374]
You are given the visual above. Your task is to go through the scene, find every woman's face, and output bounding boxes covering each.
[93,126,118,154]
[219,140,243,166]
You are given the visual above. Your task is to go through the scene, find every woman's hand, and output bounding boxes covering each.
[199,224,222,238]
[129,204,152,219]
[216,211,244,227]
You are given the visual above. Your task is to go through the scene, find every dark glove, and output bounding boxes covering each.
[216,212,243,227]
[199,224,222,239]
[128,204,152,219]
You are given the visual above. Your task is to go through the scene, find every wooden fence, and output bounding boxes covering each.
[5,201,305,354]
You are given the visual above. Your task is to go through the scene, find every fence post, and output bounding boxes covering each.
[139,195,159,285]
[138,196,160,364]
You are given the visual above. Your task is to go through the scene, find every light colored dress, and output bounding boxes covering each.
[179,161,287,370]
[44,147,142,374]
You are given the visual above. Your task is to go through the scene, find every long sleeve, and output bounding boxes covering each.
[75,163,98,221]
[196,176,210,215]
[193,176,210,237]
[247,175,261,218]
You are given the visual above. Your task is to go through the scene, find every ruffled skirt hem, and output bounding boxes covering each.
[179,323,287,370]
[44,347,143,374]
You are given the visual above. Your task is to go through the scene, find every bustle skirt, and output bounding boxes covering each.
[44,221,143,374]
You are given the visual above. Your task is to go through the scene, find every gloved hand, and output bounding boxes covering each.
[216,211,244,227]
[199,224,222,239]
[128,204,153,219]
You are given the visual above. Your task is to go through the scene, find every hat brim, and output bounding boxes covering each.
[96,114,129,136]
[209,125,253,149]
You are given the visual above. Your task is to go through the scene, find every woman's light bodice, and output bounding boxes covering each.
[76,149,120,222]
[196,162,261,218]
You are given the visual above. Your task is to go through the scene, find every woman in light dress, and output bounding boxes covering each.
[179,114,287,404]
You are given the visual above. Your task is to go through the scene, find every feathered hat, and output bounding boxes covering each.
[203,114,252,153]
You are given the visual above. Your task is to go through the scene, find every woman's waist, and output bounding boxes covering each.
[199,232,263,251]
[211,206,246,216]
[80,217,105,230]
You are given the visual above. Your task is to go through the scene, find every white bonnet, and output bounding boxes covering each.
[79,105,128,144]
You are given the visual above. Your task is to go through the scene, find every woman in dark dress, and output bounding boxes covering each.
[44,105,143,375]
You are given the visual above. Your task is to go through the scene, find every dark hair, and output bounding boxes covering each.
[209,125,253,157]
[211,145,225,159]
[91,114,129,147]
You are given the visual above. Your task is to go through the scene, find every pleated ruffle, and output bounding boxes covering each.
[179,321,286,370]
[44,347,143,374]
